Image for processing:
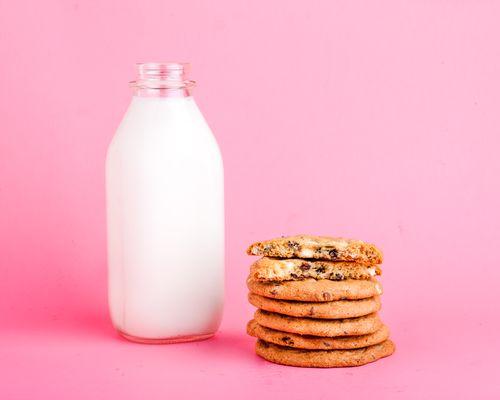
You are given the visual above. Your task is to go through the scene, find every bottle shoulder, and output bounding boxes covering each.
[107,96,223,167]
[115,97,212,134]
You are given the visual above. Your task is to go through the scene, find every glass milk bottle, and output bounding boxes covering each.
[106,63,224,343]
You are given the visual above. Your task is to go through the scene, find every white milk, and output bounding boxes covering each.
[106,63,224,343]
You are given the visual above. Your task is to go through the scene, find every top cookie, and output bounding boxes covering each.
[247,235,383,265]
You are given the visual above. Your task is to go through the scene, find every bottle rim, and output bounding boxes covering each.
[129,62,196,89]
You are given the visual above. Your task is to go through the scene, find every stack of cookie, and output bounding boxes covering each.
[246,235,395,368]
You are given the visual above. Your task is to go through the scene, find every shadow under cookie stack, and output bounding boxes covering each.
[246,235,395,368]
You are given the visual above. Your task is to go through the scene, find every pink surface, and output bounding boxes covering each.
[1,1,500,398]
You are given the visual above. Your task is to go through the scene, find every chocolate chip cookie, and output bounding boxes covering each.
[247,277,383,302]
[247,320,390,350]
[247,235,383,265]
[255,339,395,368]
[249,257,381,282]
[254,309,382,337]
[248,293,381,319]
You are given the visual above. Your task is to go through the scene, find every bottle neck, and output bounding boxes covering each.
[130,63,195,98]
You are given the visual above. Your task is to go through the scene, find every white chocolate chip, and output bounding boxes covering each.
[301,248,314,258]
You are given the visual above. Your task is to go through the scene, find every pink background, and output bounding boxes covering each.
[1,1,500,398]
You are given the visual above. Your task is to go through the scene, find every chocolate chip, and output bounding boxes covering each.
[270,289,278,295]
[282,336,294,346]
[334,272,344,280]
[315,266,326,274]
[323,342,331,347]
[322,292,332,301]
[299,263,311,271]
[309,307,315,316]
[328,249,338,258]
[287,241,300,250]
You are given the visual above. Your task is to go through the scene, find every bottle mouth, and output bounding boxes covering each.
[130,62,196,89]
